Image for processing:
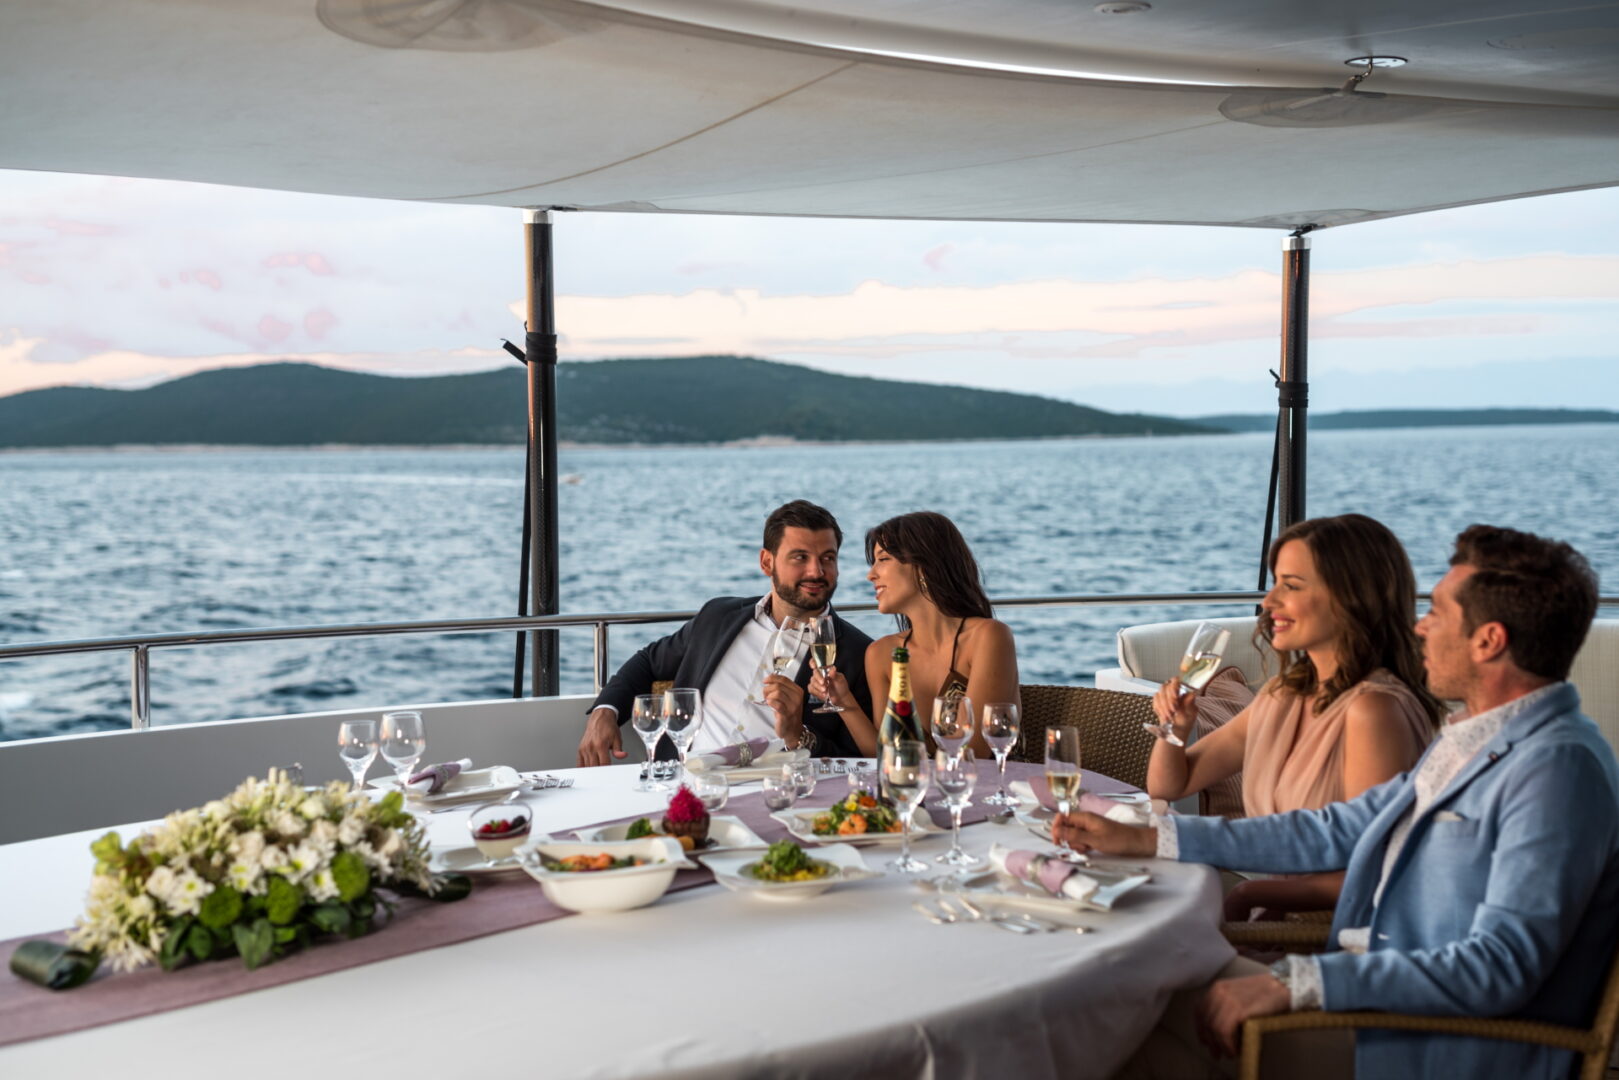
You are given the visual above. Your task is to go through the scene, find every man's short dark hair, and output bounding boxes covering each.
[763,500,842,554]
[1450,524,1599,681]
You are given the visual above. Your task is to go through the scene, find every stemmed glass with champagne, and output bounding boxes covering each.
[662,688,702,784]
[808,613,843,713]
[379,710,426,788]
[934,748,982,869]
[748,618,807,705]
[631,694,668,791]
[881,739,932,874]
[1143,621,1231,747]
[337,719,379,791]
[981,702,1021,806]
[1045,726,1086,864]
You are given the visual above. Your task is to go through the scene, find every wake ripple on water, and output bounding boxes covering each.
[1,428,1616,741]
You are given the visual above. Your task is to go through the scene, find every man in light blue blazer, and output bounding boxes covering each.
[1058,525,1617,1079]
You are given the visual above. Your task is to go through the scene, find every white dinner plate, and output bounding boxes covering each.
[771,806,942,846]
[372,765,524,806]
[430,844,530,875]
[573,815,769,853]
[702,843,880,901]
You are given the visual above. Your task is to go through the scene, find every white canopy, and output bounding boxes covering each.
[2,0,1616,227]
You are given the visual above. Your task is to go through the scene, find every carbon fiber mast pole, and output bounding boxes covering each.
[524,209,561,697]
[1277,228,1312,531]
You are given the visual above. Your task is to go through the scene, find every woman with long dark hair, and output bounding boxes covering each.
[845,511,1019,758]
[1147,512,1443,919]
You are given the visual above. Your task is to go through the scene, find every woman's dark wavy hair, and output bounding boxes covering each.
[1262,513,1443,727]
[865,512,992,630]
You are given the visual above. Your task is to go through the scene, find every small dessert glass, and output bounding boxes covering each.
[690,771,729,812]
[761,774,798,812]
[784,758,817,799]
[467,802,531,868]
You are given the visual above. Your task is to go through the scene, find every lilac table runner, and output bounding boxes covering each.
[0,761,1125,1048]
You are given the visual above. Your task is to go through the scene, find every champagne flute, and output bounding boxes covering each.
[662,688,702,785]
[981,702,1021,807]
[1144,621,1230,747]
[379,710,426,788]
[337,719,379,791]
[934,748,982,869]
[928,693,972,807]
[809,614,844,714]
[881,739,931,874]
[1045,726,1086,864]
[630,694,668,792]
[748,617,807,704]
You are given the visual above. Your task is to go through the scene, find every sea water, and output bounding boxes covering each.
[1,425,1615,740]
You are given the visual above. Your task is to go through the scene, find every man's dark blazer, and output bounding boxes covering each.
[591,596,875,758]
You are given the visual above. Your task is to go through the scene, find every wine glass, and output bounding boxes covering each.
[760,774,798,812]
[662,688,702,784]
[1144,621,1230,747]
[784,757,817,799]
[337,718,379,791]
[379,710,426,788]
[928,693,974,807]
[881,740,931,874]
[1045,726,1086,864]
[630,694,668,792]
[934,748,982,869]
[748,617,807,705]
[981,702,1021,807]
[690,771,729,812]
[808,614,844,714]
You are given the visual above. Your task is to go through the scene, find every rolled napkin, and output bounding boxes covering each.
[989,844,1099,904]
[1008,780,1152,827]
[685,738,785,772]
[9,940,100,991]
[406,758,473,795]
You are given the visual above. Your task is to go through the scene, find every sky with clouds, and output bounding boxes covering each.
[1,169,1615,416]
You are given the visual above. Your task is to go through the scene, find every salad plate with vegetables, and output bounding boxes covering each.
[772,792,943,846]
[702,841,880,901]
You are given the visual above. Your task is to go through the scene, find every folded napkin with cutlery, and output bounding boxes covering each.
[685,738,788,771]
[1008,781,1152,827]
[989,845,1099,904]
[406,758,473,795]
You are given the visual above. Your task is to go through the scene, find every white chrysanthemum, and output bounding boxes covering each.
[271,810,305,839]
[166,868,212,917]
[284,840,326,883]
[128,893,156,919]
[297,796,323,820]
[228,858,263,894]
[307,867,340,902]
[309,818,339,850]
[259,843,290,873]
[231,829,265,862]
[203,799,231,820]
[351,839,387,872]
[144,864,178,903]
[337,814,366,847]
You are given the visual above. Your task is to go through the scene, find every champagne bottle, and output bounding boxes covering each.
[878,646,924,750]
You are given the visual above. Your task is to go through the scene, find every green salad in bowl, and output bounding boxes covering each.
[745,841,836,883]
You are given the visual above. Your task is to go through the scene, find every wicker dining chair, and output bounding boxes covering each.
[1222,914,1333,953]
[1013,684,1159,790]
[1239,936,1619,1080]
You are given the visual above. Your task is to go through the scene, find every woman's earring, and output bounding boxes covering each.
[917,571,928,596]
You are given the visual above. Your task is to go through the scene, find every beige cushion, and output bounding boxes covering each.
[1116,616,1275,692]
[1194,667,1252,818]
[1572,619,1618,759]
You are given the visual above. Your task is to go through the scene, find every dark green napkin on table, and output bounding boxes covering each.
[9,941,100,991]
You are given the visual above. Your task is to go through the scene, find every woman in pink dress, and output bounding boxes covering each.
[1145,513,1443,919]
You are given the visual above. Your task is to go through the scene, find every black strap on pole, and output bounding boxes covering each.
[503,338,531,698]
[1257,372,1284,606]
[1260,226,1314,606]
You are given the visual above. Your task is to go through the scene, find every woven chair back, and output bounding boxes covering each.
[1013,685,1158,790]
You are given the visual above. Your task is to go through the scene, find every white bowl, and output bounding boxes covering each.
[701,843,880,901]
[518,837,694,914]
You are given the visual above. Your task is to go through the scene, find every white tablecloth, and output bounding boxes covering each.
[0,765,1234,1079]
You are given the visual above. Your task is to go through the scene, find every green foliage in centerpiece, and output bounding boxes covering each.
[67,769,461,975]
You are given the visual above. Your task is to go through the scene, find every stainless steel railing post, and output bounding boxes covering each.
[131,645,151,730]
[593,622,609,694]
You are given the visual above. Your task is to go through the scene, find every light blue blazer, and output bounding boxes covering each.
[1175,683,1619,1079]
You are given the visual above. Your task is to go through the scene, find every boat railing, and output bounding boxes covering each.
[2,591,1615,731]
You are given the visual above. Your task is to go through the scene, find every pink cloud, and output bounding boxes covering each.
[303,308,338,339]
[923,243,953,272]
[42,217,117,237]
[194,269,222,291]
[258,315,293,344]
[18,271,49,285]
[264,252,336,275]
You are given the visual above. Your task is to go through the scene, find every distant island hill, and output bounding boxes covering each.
[0,358,1611,449]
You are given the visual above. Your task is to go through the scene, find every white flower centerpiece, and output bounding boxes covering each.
[67,769,464,974]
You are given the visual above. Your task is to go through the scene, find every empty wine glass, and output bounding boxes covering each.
[808,613,844,714]
[748,617,807,705]
[761,774,798,812]
[379,710,426,787]
[1045,726,1086,864]
[928,693,974,808]
[934,748,982,869]
[881,740,931,874]
[337,719,379,791]
[784,757,817,799]
[981,702,1021,807]
[631,694,668,792]
[662,688,702,784]
[1144,621,1230,747]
